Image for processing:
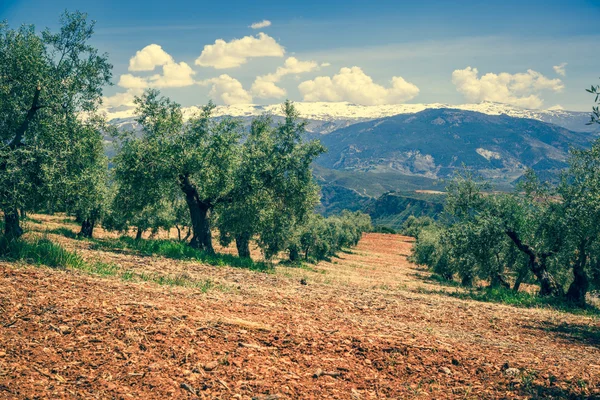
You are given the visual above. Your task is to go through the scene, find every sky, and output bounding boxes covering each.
[2,0,599,112]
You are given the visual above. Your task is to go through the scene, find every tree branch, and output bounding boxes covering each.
[10,85,42,149]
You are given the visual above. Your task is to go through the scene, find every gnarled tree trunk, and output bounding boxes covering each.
[179,174,214,254]
[4,208,23,239]
[79,219,95,238]
[566,242,589,307]
[505,229,563,297]
[235,233,251,259]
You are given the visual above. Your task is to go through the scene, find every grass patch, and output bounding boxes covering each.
[89,236,273,272]
[427,273,461,287]
[46,227,79,239]
[423,285,600,316]
[0,236,223,292]
[0,236,86,269]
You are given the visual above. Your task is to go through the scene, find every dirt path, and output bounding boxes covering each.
[0,223,599,399]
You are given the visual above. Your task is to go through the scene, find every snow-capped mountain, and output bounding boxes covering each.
[105,101,597,134]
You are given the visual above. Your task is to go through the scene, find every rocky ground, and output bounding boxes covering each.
[0,216,598,399]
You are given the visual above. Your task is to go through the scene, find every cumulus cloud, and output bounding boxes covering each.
[251,57,319,99]
[297,66,420,105]
[553,62,567,77]
[118,45,196,90]
[198,74,253,105]
[451,66,564,109]
[128,44,175,72]
[147,62,196,88]
[101,89,142,110]
[250,20,271,29]
[118,74,149,90]
[195,33,285,69]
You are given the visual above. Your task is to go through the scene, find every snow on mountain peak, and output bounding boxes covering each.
[103,101,594,133]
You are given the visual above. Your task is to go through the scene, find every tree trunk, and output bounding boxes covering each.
[175,225,181,241]
[505,229,563,297]
[289,245,300,262]
[183,227,191,242]
[79,219,94,238]
[179,174,214,254]
[235,233,251,259]
[19,209,27,219]
[490,256,510,289]
[135,227,143,240]
[513,267,528,292]
[566,242,589,307]
[4,208,23,239]
[461,274,473,287]
[490,272,510,289]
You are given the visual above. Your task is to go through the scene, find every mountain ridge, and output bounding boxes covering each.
[105,101,597,133]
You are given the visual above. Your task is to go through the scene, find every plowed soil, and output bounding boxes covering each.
[0,216,599,399]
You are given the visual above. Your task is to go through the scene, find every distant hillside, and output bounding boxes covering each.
[316,109,594,185]
[364,191,445,230]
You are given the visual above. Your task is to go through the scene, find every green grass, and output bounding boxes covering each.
[422,285,600,316]
[46,227,79,239]
[0,236,87,269]
[0,236,225,292]
[89,236,273,272]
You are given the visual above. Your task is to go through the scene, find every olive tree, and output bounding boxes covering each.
[0,11,112,237]
[216,104,326,259]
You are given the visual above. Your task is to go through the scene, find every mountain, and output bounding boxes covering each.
[364,191,445,230]
[105,101,597,135]
[316,108,595,185]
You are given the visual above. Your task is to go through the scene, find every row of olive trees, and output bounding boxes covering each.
[101,90,335,261]
[287,211,372,263]
[410,140,600,307]
[0,12,371,264]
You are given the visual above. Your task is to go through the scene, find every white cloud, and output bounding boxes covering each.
[195,33,285,69]
[320,62,331,67]
[250,20,271,29]
[553,62,567,77]
[148,62,196,88]
[198,74,253,105]
[118,74,149,90]
[251,57,319,99]
[101,89,142,109]
[297,66,420,105]
[128,44,174,72]
[452,66,564,109]
[119,45,196,90]
[251,78,287,99]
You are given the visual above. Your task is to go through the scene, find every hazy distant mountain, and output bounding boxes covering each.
[316,108,595,185]
[105,101,597,134]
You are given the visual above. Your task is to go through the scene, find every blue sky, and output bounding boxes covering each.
[2,0,599,111]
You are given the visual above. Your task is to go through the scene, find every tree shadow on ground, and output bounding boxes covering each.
[517,384,600,399]
[527,320,600,350]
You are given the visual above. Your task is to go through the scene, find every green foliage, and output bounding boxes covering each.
[586,81,600,125]
[400,216,434,237]
[372,225,396,234]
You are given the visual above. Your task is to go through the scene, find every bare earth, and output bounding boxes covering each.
[0,216,599,399]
